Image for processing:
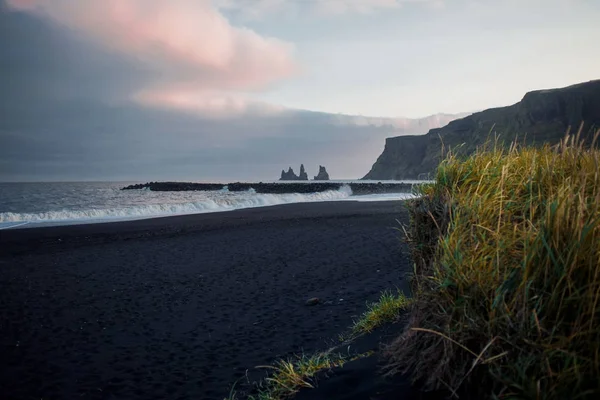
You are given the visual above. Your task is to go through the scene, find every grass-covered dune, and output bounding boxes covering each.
[388,132,600,399]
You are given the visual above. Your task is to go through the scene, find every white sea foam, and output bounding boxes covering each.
[346,192,416,202]
[0,185,354,225]
[0,221,31,230]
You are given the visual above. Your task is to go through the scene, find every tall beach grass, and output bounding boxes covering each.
[387,131,600,399]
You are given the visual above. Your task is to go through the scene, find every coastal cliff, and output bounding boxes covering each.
[363,80,600,180]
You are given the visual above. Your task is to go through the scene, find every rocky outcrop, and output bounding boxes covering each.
[363,79,600,180]
[299,164,308,180]
[121,182,224,191]
[314,166,330,181]
[280,165,308,181]
[280,167,299,180]
[122,181,414,194]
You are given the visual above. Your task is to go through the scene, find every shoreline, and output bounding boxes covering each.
[0,192,415,232]
[0,200,413,400]
[1,201,411,261]
[1,199,407,248]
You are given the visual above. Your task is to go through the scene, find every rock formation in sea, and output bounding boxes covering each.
[280,167,299,180]
[280,165,309,181]
[299,164,309,180]
[122,181,414,194]
[313,166,330,181]
[363,79,600,180]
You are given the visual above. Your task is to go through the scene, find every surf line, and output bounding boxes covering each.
[0,221,31,230]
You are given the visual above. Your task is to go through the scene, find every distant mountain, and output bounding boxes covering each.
[363,80,600,180]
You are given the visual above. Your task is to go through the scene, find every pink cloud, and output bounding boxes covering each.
[6,0,297,115]
[134,87,288,118]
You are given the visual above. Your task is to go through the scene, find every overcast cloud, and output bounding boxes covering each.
[0,0,597,181]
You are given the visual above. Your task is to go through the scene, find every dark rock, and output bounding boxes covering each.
[122,182,414,194]
[299,164,308,181]
[280,165,309,181]
[280,167,299,181]
[120,182,224,191]
[305,297,320,306]
[363,79,600,180]
[313,165,330,181]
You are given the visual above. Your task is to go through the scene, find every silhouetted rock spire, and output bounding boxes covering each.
[299,164,308,180]
[314,166,330,180]
[280,167,299,180]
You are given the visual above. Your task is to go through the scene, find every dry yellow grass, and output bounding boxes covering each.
[350,290,411,337]
[387,131,600,399]
[225,353,340,400]
[246,351,368,400]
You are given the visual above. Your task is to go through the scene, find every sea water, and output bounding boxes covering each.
[0,181,420,229]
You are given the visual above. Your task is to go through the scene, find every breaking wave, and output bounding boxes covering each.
[0,185,353,225]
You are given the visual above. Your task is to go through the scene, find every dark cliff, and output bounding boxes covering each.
[363,80,600,180]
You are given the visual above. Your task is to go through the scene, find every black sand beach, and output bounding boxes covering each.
[0,201,412,400]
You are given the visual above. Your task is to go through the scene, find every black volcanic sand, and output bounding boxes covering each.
[0,201,414,400]
[294,320,447,400]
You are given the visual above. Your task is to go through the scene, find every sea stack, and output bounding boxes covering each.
[298,164,309,180]
[314,166,330,181]
[280,167,299,180]
[280,165,309,181]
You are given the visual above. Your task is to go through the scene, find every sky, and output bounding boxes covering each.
[1,0,599,181]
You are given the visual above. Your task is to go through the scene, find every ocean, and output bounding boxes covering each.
[0,181,419,229]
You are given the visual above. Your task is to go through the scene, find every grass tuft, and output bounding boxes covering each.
[227,288,405,399]
[386,131,600,399]
[350,290,412,337]
[249,352,348,400]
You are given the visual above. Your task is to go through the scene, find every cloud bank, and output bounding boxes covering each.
[0,0,465,182]
[217,0,444,17]
[6,0,297,116]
